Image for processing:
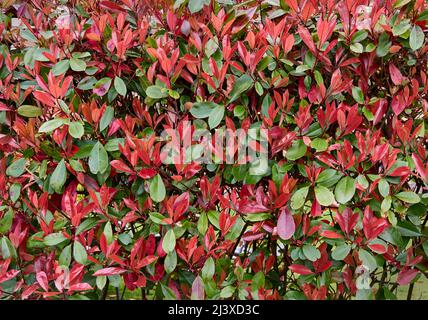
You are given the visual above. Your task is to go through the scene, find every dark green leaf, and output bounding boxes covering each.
[88,142,108,174]
[50,159,67,193]
[229,74,253,103]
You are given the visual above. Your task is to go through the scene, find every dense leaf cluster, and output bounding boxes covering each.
[0,0,427,300]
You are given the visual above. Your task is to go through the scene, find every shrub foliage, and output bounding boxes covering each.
[0,0,428,300]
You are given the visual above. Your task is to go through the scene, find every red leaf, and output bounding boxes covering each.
[289,264,313,275]
[277,207,295,240]
[138,168,157,179]
[36,271,49,292]
[93,267,126,276]
[389,63,405,86]
[368,243,387,254]
[68,283,93,291]
[335,208,358,235]
[0,102,12,111]
[298,25,316,52]
[137,255,158,268]
[320,230,343,239]
[412,154,428,182]
[110,160,134,174]
[397,268,419,286]
[389,166,410,177]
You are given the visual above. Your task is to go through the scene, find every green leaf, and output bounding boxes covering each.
[50,159,67,193]
[208,105,225,129]
[359,249,377,271]
[0,208,14,234]
[302,244,321,262]
[168,89,179,99]
[381,196,392,213]
[255,82,263,95]
[52,60,70,76]
[59,244,72,267]
[285,139,307,160]
[164,251,177,274]
[393,0,411,9]
[114,76,127,96]
[376,32,391,57]
[76,218,99,235]
[317,169,342,188]
[356,174,369,189]
[291,186,309,210]
[352,86,364,104]
[350,43,364,54]
[150,174,166,203]
[190,101,218,119]
[39,118,66,133]
[335,177,356,204]
[99,106,114,132]
[392,21,411,36]
[396,221,422,237]
[197,212,208,234]
[104,221,113,244]
[188,0,204,14]
[149,212,170,225]
[332,244,351,261]
[6,158,26,178]
[70,57,86,71]
[251,271,265,290]
[88,142,108,174]
[68,122,84,139]
[417,9,428,22]
[105,138,124,152]
[201,257,215,279]
[9,183,21,203]
[310,138,328,152]
[77,76,97,90]
[161,283,177,300]
[17,105,42,117]
[96,276,107,290]
[378,179,390,197]
[395,191,420,204]
[44,232,67,246]
[409,25,424,51]
[422,241,428,257]
[73,241,87,265]
[146,85,168,99]
[220,286,235,298]
[244,212,271,222]
[229,74,253,103]
[162,229,176,253]
[315,185,335,206]
[351,30,368,43]
[1,237,16,259]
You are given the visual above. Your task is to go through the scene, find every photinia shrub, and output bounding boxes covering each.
[0,0,427,300]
